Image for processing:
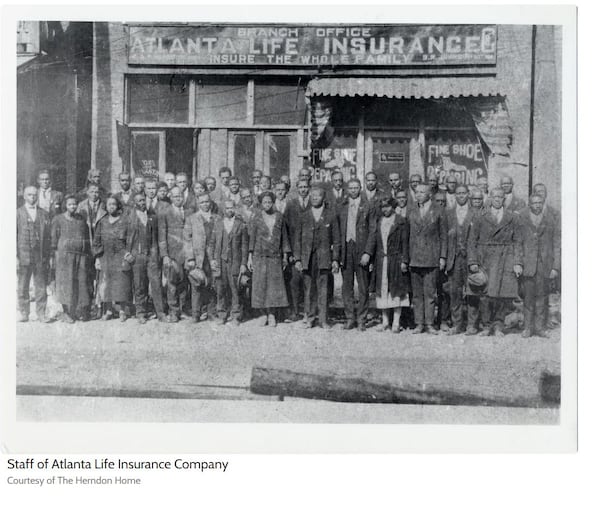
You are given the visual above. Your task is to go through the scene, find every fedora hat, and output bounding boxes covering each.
[467,269,488,295]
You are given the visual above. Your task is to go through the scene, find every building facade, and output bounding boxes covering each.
[86,23,560,206]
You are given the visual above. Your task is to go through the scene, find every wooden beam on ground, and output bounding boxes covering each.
[250,367,558,408]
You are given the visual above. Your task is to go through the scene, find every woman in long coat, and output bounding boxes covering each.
[374,197,410,333]
[248,191,290,326]
[93,195,135,321]
[50,195,91,323]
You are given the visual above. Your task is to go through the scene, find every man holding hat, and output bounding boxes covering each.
[467,188,524,336]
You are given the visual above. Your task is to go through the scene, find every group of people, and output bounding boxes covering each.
[16,165,560,338]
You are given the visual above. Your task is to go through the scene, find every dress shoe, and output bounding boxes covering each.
[17,313,29,323]
[199,312,209,321]
[119,311,128,322]
[157,314,169,323]
[358,323,367,332]
[492,327,504,337]
[137,316,147,325]
[287,313,301,323]
[231,318,241,327]
[447,327,460,336]
[412,325,425,334]
[426,326,440,335]
[478,328,491,336]
[536,330,550,338]
[521,329,532,338]
[440,323,450,332]
[303,318,316,329]
[320,322,333,330]
[375,324,390,332]
[465,327,478,336]
[39,316,54,324]
[342,320,356,330]
[168,314,179,323]
[191,315,200,323]
[391,325,403,334]
[61,313,75,324]
[101,312,112,321]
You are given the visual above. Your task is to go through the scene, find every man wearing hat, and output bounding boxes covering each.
[208,199,249,326]
[467,188,524,336]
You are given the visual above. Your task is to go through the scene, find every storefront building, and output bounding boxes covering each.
[92,23,561,206]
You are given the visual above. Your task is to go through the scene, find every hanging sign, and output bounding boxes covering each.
[426,134,488,185]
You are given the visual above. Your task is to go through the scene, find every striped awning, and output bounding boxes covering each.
[306,77,504,100]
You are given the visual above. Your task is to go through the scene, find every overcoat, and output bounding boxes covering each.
[519,211,560,278]
[248,211,290,308]
[374,214,409,298]
[337,196,377,263]
[294,207,340,271]
[467,209,524,298]
[50,212,90,308]
[93,214,134,303]
[17,205,51,265]
[407,203,448,268]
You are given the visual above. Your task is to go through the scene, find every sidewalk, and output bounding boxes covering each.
[16,316,561,422]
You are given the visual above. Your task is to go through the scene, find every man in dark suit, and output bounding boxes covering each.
[519,195,560,337]
[500,176,526,212]
[17,186,52,322]
[176,172,196,214]
[208,199,249,325]
[407,174,423,209]
[338,178,377,330]
[407,183,448,334]
[77,168,108,202]
[113,173,134,209]
[326,171,347,211]
[158,186,189,322]
[469,187,486,215]
[76,183,107,316]
[532,183,560,227]
[294,187,340,329]
[444,174,458,210]
[433,192,451,331]
[362,171,383,211]
[130,193,166,323]
[36,170,63,217]
[388,172,403,199]
[446,185,477,334]
[285,178,312,321]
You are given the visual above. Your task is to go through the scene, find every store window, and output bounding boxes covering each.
[195,77,247,125]
[426,130,488,185]
[311,129,358,185]
[254,79,306,126]
[128,75,189,124]
[266,134,291,182]
[232,133,256,187]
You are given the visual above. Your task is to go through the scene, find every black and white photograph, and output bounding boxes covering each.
[3,4,578,458]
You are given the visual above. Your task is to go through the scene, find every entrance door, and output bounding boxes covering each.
[366,132,412,191]
[229,132,256,188]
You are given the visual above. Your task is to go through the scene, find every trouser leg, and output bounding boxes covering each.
[449,258,467,329]
[317,269,329,326]
[480,296,491,329]
[147,257,164,316]
[436,270,450,326]
[410,268,425,326]
[304,254,318,320]
[342,243,357,321]
[522,277,535,332]
[466,295,480,329]
[423,267,438,327]
[228,265,241,320]
[355,262,370,325]
[17,265,33,315]
[290,265,304,316]
[133,257,149,317]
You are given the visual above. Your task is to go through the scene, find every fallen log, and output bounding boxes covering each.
[250,367,552,407]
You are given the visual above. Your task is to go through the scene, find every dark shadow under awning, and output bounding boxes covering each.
[306,77,505,100]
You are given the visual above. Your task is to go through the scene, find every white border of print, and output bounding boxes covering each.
[1,3,577,454]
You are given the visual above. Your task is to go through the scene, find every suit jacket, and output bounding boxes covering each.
[76,199,107,246]
[37,189,63,217]
[361,189,385,216]
[338,196,377,263]
[519,211,560,278]
[505,194,527,213]
[326,188,348,211]
[295,207,340,271]
[407,202,448,267]
[182,189,197,214]
[285,196,311,250]
[17,206,51,265]
[446,206,477,272]
[130,210,160,259]
[113,190,135,209]
[158,205,189,264]
[182,211,211,270]
[208,217,249,276]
